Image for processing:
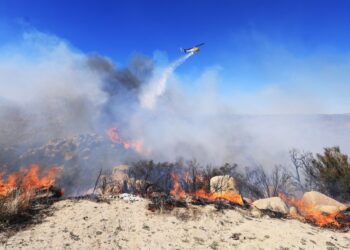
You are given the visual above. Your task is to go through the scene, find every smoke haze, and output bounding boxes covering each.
[0,31,350,172]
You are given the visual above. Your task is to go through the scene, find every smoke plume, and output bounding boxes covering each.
[0,30,350,177]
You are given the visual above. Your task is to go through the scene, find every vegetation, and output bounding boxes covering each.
[0,191,27,222]
[126,146,350,202]
[315,147,350,200]
[291,147,350,201]
[241,165,295,199]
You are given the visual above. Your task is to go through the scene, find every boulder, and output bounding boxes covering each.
[210,175,238,194]
[134,179,152,193]
[289,206,298,216]
[250,206,263,218]
[243,197,253,204]
[112,164,129,174]
[252,197,289,215]
[301,191,348,214]
[288,206,304,220]
[110,165,131,193]
[118,193,143,202]
[112,165,129,182]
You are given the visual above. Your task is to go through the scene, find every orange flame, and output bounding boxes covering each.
[170,173,186,199]
[195,188,244,205]
[106,127,144,154]
[0,173,16,196]
[170,172,244,205]
[0,164,61,198]
[279,193,342,227]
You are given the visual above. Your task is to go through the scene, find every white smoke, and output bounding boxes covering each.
[139,52,193,109]
[0,31,107,145]
[1,30,350,170]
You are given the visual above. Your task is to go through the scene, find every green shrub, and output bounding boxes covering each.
[314,147,350,201]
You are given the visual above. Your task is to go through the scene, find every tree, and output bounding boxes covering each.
[290,147,350,201]
[242,165,294,199]
[313,147,350,201]
[290,149,319,191]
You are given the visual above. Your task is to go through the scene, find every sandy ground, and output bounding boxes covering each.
[1,198,349,250]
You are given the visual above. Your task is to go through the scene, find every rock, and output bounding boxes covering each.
[302,191,347,214]
[289,206,298,216]
[252,197,289,215]
[111,171,128,184]
[118,193,143,202]
[112,164,129,173]
[112,165,130,183]
[210,175,238,194]
[316,205,343,214]
[99,165,130,194]
[243,197,253,204]
[134,179,151,193]
[250,206,262,218]
[288,206,304,220]
[230,233,241,240]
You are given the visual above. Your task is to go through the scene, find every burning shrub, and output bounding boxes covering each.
[128,160,175,195]
[166,161,245,207]
[0,164,61,226]
[103,160,246,210]
[280,192,350,228]
[96,160,178,198]
[0,133,139,196]
[0,191,24,220]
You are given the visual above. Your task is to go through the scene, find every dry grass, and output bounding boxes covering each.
[1,192,25,216]
[0,190,32,229]
[0,189,59,244]
[0,164,62,235]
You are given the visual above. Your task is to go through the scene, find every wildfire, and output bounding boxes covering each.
[0,173,16,197]
[170,173,186,199]
[195,189,244,205]
[106,127,144,154]
[170,172,244,206]
[0,164,61,198]
[279,193,342,227]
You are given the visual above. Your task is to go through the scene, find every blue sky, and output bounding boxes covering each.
[1,0,350,113]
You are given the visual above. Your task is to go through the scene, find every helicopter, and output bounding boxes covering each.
[180,43,205,53]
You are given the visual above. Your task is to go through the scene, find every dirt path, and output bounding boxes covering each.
[1,199,349,250]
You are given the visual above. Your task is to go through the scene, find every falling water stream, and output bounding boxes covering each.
[139,52,194,109]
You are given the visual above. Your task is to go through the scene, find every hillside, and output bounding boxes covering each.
[1,198,349,250]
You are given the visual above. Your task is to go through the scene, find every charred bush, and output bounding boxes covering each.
[240,165,296,199]
[290,149,320,192]
[128,160,175,195]
[147,192,187,212]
